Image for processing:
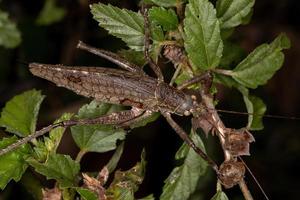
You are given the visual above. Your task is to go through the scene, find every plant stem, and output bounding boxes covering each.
[75,150,87,162]
[239,179,254,200]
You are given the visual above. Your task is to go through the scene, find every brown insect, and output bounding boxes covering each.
[0,6,259,193]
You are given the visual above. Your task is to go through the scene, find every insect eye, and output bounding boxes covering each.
[184,110,191,116]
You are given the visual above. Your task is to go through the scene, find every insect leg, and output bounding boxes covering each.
[0,123,62,156]
[0,108,145,156]
[76,41,145,75]
[141,5,164,82]
[118,110,154,128]
[177,72,213,92]
[161,112,218,172]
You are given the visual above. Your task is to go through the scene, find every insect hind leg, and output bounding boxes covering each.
[76,41,145,75]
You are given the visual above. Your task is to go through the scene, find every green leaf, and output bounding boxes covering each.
[129,112,160,129]
[184,0,223,70]
[118,49,146,67]
[248,95,266,130]
[237,86,266,130]
[0,9,21,48]
[216,0,255,29]
[143,0,177,7]
[211,191,229,200]
[237,86,253,129]
[106,142,124,173]
[36,0,66,25]
[33,113,73,162]
[231,34,291,89]
[27,153,80,188]
[160,130,208,200]
[149,7,178,31]
[219,41,246,69]
[107,150,146,200]
[71,101,126,153]
[76,188,98,200]
[0,136,31,189]
[0,89,45,137]
[90,3,164,51]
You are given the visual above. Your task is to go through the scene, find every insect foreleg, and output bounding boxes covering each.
[161,112,218,172]
[141,4,164,82]
[76,41,145,75]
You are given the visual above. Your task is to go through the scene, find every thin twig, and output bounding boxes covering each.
[239,179,254,200]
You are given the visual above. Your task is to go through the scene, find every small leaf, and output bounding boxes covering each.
[0,89,45,137]
[36,0,66,26]
[76,188,98,200]
[90,3,164,51]
[249,96,266,130]
[0,136,31,189]
[231,34,291,89]
[71,101,126,153]
[143,0,177,7]
[211,191,229,200]
[237,86,253,129]
[33,113,73,162]
[237,86,266,130]
[184,0,223,70]
[27,153,80,188]
[149,7,178,31]
[160,130,208,200]
[0,9,21,48]
[106,151,146,200]
[216,0,255,29]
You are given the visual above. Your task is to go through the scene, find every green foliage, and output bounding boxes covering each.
[36,0,66,25]
[71,101,126,153]
[216,0,255,29]
[33,113,73,162]
[27,153,80,188]
[160,130,208,200]
[0,0,291,199]
[237,86,266,130]
[231,33,290,89]
[90,3,164,51]
[76,188,98,200]
[0,9,21,48]
[143,0,178,7]
[0,89,45,137]
[184,0,223,70]
[0,136,31,189]
[106,151,146,200]
[149,7,178,31]
[210,191,229,200]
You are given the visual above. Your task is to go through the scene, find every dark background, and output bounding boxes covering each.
[0,0,299,199]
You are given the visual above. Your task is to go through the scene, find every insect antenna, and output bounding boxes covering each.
[238,157,270,200]
[215,109,300,121]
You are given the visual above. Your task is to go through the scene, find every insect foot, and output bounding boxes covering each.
[218,160,246,189]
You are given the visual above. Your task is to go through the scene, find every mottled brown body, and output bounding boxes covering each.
[29,63,194,116]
